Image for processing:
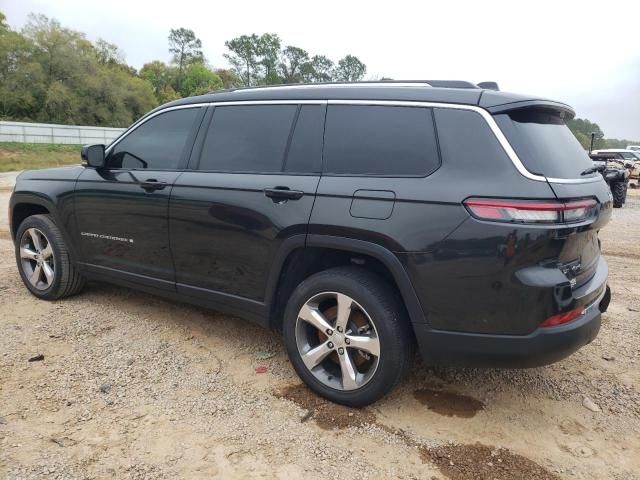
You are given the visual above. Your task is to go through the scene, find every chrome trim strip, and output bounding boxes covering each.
[106,103,209,153]
[208,100,328,105]
[105,101,327,153]
[106,98,602,185]
[546,175,601,184]
[329,99,552,183]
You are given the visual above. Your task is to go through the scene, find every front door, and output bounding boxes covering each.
[73,106,204,285]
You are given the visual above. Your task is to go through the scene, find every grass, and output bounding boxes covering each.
[0,142,81,172]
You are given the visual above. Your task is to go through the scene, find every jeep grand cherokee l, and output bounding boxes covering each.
[10,81,612,406]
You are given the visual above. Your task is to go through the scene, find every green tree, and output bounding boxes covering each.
[0,11,9,35]
[0,14,46,120]
[334,55,366,81]
[1,12,156,127]
[278,46,309,83]
[223,33,368,86]
[214,68,241,89]
[181,63,223,96]
[256,33,281,84]
[94,38,124,66]
[567,118,605,150]
[168,28,203,92]
[22,13,91,84]
[140,60,178,103]
[224,34,259,86]
[43,81,77,123]
[603,138,640,148]
[301,55,334,82]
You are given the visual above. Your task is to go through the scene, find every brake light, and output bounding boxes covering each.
[539,306,584,328]
[464,198,597,224]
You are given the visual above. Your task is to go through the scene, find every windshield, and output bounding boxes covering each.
[495,109,594,179]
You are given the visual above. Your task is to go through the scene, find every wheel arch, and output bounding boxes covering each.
[265,234,426,330]
[10,193,79,264]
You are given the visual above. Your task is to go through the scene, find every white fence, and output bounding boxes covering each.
[0,120,125,145]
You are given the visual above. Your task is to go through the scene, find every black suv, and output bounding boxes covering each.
[10,81,612,406]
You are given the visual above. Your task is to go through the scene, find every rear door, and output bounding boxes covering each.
[74,106,204,286]
[309,103,444,252]
[169,102,325,306]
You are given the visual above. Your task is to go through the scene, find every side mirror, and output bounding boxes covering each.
[81,144,106,168]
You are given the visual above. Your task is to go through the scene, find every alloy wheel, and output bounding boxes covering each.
[295,291,380,391]
[19,228,55,290]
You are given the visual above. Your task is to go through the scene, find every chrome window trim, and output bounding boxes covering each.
[106,98,601,184]
[105,101,326,154]
[105,103,209,154]
[327,100,601,184]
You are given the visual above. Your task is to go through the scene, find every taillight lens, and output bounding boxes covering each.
[539,306,584,328]
[464,198,597,224]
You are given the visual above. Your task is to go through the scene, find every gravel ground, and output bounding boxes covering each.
[0,188,639,480]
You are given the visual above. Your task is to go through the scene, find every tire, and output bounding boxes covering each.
[15,214,85,300]
[612,182,625,208]
[283,266,413,407]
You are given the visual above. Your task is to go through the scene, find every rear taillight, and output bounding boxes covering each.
[539,306,584,328]
[463,198,597,224]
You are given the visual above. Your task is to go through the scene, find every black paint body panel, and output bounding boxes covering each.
[169,172,319,302]
[9,85,612,368]
[74,168,182,283]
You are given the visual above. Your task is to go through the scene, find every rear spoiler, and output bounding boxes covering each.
[483,99,576,120]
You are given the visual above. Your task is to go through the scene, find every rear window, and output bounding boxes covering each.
[494,109,593,179]
[323,105,440,176]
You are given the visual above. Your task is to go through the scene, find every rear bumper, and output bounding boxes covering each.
[415,262,609,368]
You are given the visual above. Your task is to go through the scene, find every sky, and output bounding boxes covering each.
[2,0,640,139]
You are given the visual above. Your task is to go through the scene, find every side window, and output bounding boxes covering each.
[108,108,201,170]
[433,108,513,173]
[284,105,325,174]
[199,105,297,172]
[323,105,440,176]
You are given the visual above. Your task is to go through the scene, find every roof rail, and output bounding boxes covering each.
[209,80,483,94]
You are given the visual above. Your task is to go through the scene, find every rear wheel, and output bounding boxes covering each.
[612,182,625,208]
[15,214,85,300]
[283,266,413,406]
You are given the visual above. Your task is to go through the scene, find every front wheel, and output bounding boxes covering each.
[283,266,413,407]
[15,214,85,300]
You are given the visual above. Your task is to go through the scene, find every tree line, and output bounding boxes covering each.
[1,10,637,148]
[0,11,367,127]
[567,118,639,151]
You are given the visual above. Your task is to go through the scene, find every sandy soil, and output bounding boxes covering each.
[0,188,639,480]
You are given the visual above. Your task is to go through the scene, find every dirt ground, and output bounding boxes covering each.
[0,184,639,480]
